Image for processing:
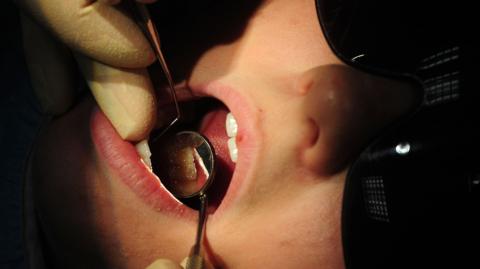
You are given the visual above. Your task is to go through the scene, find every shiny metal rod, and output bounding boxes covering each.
[185,194,208,269]
[131,2,181,140]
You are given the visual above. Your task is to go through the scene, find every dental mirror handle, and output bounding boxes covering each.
[185,194,208,269]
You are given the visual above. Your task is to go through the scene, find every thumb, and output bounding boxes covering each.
[15,0,155,68]
[76,54,157,142]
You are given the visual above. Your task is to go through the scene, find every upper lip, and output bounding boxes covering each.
[91,80,260,220]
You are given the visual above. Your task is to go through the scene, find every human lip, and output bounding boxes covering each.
[189,81,261,217]
[90,106,197,219]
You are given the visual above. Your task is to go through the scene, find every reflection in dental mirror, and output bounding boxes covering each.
[151,131,215,199]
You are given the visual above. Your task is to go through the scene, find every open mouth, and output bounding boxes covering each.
[147,97,238,211]
[91,81,255,219]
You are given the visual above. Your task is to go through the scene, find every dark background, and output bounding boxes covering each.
[0,2,43,268]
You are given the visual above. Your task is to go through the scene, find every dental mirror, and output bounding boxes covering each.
[154,131,215,199]
[152,131,214,269]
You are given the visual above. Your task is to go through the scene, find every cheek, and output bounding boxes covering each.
[88,159,196,268]
[30,100,193,268]
[31,102,111,264]
[208,182,345,269]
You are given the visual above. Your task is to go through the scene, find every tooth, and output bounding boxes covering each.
[227,137,238,163]
[135,139,152,170]
[226,113,238,138]
[169,146,197,181]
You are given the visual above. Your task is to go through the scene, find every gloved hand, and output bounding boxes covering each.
[16,0,159,142]
[146,256,213,269]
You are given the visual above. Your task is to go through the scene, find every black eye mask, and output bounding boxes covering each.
[315,0,478,268]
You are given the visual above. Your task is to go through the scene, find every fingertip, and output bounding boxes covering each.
[76,56,157,142]
[180,256,215,269]
[145,259,183,269]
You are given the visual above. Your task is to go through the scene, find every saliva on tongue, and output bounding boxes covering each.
[149,99,235,211]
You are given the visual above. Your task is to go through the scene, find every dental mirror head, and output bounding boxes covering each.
[152,131,215,199]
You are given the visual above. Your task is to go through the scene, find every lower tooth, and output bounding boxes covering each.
[135,139,152,170]
[227,137,238,163]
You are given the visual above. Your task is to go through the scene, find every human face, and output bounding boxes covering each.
[31,0,417,268]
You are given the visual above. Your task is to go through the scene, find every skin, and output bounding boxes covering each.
[30,0,418,268]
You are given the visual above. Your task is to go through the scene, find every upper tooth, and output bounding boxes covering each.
[227,137,238,163]
[135,139,152,170]
[226,113,238,138]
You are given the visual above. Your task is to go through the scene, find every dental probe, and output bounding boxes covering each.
[129,1,181,140]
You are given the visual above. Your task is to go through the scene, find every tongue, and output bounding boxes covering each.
[198,106,235,208]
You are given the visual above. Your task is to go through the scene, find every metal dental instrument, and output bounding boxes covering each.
[185,194,209,269]
[153,131,216,269]
[129,1,181,140]
[157,131,215,268]
[171,130,214,269]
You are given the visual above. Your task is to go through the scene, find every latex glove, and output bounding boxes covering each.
[146,259,183,269]
[146,256,213,269]
[17,0,159,142]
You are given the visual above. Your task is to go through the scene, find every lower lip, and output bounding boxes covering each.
[90,106,196,218]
